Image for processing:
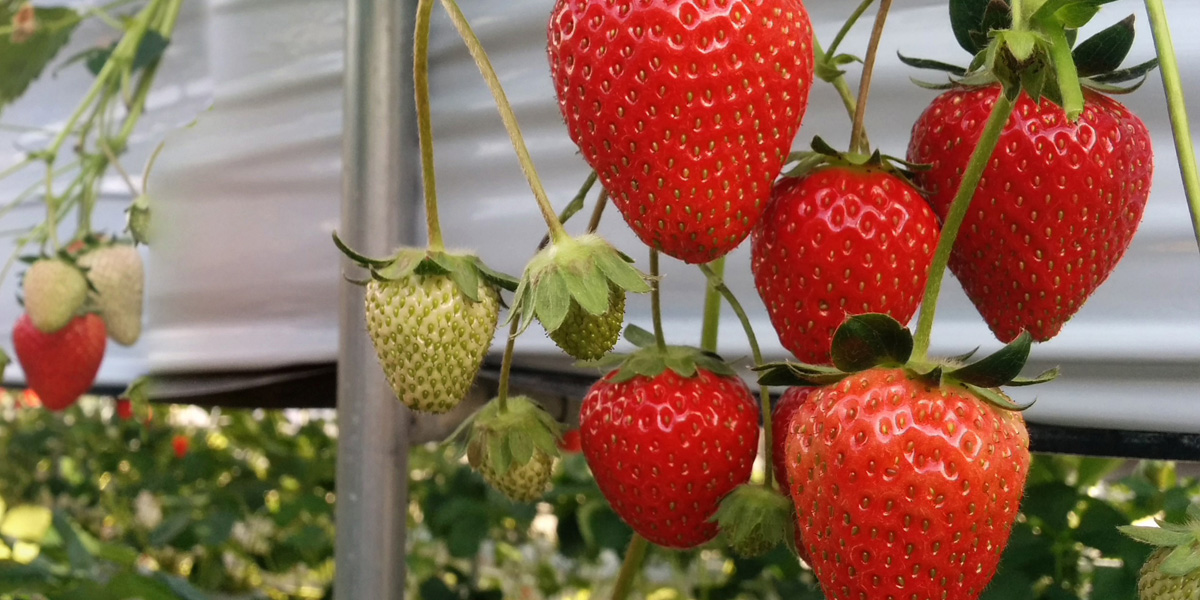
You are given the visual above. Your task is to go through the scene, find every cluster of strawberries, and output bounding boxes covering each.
[339,0,1169,597]
[13,237,144,411]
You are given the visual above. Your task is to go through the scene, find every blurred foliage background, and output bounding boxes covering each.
[0,392,1193,599]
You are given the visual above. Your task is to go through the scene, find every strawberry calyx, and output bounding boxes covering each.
[784,136,929,183]
[711,483,796,558]
[459,395,563,501]
[581,324,736,384]
[756,314,1056,411]
[507,234,650,336]
[1120,503,1200,578]
[332,231,516,302]
[902,0,1158,118]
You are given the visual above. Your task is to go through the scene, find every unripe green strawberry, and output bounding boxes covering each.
[128,194,151,245]
[478,447,554,503]
[78,244,145,346]
[365,273,499,413]
[464,395,562,503]
[1139,547,1200,600]
[23,259,87,333]
[548,285,624,360]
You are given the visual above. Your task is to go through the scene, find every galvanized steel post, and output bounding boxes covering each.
[337,0,419,596]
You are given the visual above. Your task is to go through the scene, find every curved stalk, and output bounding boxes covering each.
[1143,0,1200,254]
[415,0,444,250]
[848,0,893,154]
[826,0,876,57]
[585,188,609,234]
[699,257,725,352]
[912,91,1017,360]
[697,263,774,488]
[610,534,649,600]
[438,0,568,243]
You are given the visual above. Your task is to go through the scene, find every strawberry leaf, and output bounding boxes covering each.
[829,313,914,373]
[1117,525,1197,547]
[950,0,1011,55]
[1073,15,1134,76]
[946,331,1033,388]
[0,6,79,117]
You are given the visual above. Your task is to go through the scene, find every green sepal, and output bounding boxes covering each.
[599,345,737,384]
[948,347,980,363]
[1159,545,1200,578]
[1088,57,1158,84]
[908,365,945,388]
[712,485,794,558]
[1006,367,1061,386]
[1073,15,1134,76]
[1117,525,1197,548]
[623,324,657,349]
[814,44,861,83]
[333,232,514,302]
[463,395,563,480]
[898,53,970,78]
[830,313,914,373]
[1189,502,1200,522]
[945,332,1033,387]
[508,234,650,336]
[962,383,1035,412]
[754,362,848,388]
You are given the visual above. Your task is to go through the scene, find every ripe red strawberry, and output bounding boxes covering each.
[784,368,1030,600]
[908,85,1152,342]
[172,434,190,459]
[13,313,106,411]
[116,397,134,420]
[580,365,759,548]
[751,166,940,363]
[547,0,815,263]
[558,428,582,453]
[771,386,813,559]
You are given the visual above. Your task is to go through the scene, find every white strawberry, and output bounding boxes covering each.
[78,243,144,346]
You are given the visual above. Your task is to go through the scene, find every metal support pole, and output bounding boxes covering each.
[337,0,419,596]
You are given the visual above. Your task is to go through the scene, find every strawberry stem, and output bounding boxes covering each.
[697,263,775,489]
[912,90,1018,360]
[415,0,445,251]
[1143,0,1200,253]
[495,317,519,413]
[699,257,725,352]
[848,0,893,154]
[438,0,568,244]
[585,188,609,234]
[816,37,870,151]
[650,249,667,351]
[610,534,649,600]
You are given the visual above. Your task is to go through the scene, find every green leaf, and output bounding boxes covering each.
[152,572,211,600]
[946,332,1032,387]
[1089,57,1158,83]
[148,511,191,547]
[0,560,56,593]
[533,271,571,332]
[1072,15,1134,76]
[623,324,657,349]
[1006,367,1060,386]
[1054,3,1100,28]
[0,6,79,116]
[1159,544,1200,577]
[104,571,179,600]
[0,505,51,542]
[754,362,846,387]
[50,512,94,572]
[1117,525,1196,547]
[83,30,171,76]
[829,313,913,372]
[950,0,1011,55]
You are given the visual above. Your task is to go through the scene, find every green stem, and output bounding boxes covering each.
[912,90,1017,360]
[44,165,58,252]
[438,0,568,244]
[826,0,876,57]
[538,171,598,250]
[699,257,725,352]
[1144,0,1200,253]
[415,0,444,250]
[650,249,666,351]
[697,264,774,489]
[848,0,893,154]
[495,317,520,412]
[586,188,609,234]
[610,534,649,600]
[0,157,33,182]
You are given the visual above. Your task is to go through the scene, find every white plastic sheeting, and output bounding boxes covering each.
[1,0,1198,431]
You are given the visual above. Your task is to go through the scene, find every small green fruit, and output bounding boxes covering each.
[547,285,624,360]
